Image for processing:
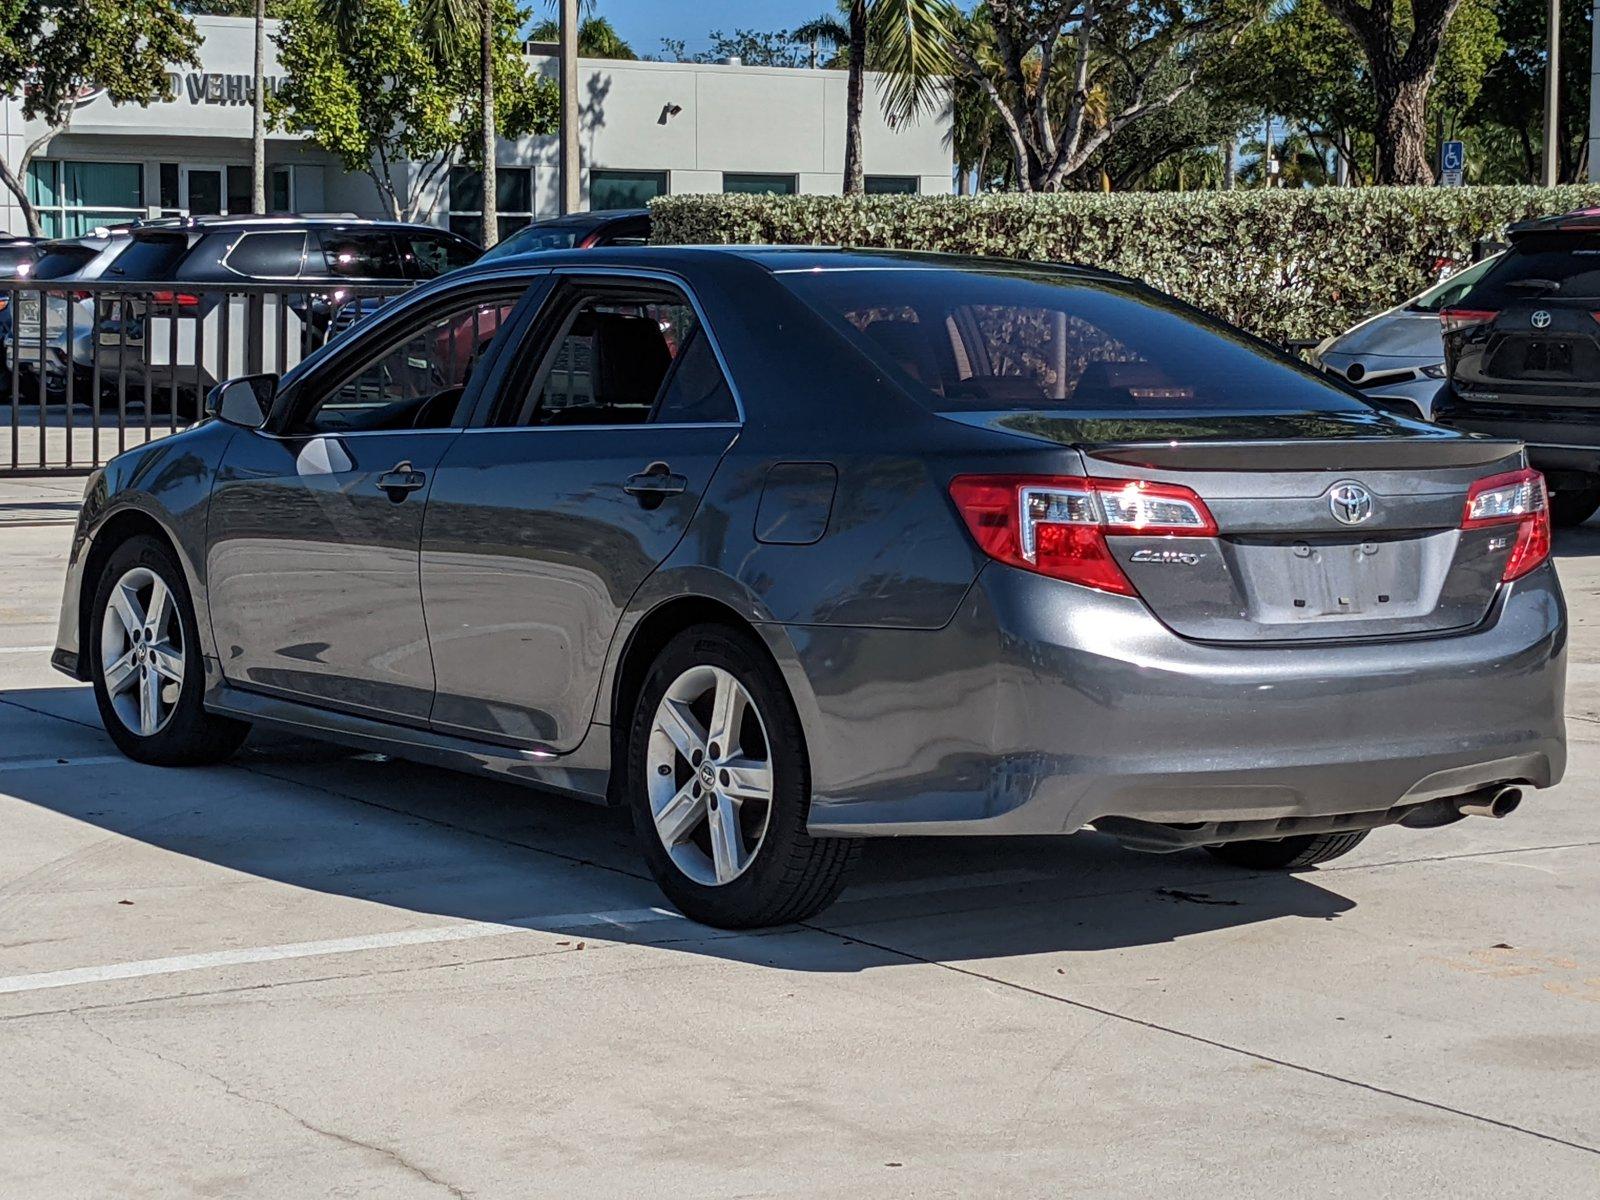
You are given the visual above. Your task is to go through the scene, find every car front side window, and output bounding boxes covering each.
[297,293,520,434]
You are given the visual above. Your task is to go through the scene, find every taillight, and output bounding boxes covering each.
[1439,308,1499,334]
[1463,467,1551,582]
[948,474,1216,596]
[150,289,201,312]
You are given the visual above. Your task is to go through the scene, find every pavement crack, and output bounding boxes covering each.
[66,1009,473,1198]
[803,919,1600,1160]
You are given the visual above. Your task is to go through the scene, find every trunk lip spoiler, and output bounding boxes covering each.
[1082,437,1524,472]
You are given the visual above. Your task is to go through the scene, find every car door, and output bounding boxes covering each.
[206,280,530,722]
[421,273,742,750]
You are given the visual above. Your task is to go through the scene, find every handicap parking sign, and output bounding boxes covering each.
[1441,140,1465,173]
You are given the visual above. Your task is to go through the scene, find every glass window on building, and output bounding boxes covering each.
[270,166,294,214]
[449,166,535,245]
[27,160,144,237]
[722,173,798,196]
[865,175,919,195]
[590,169,667,211]
[159,163,182,217]
[226,166,252,216]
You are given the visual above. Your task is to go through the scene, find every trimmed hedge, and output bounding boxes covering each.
[650,187,1600,345]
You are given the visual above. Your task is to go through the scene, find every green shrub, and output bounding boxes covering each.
[650,187,1600,346]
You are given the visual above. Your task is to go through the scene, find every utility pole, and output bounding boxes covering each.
[560,0,581,214]
[1544,0,1561,185]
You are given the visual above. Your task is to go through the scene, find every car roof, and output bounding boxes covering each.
[130,215,471,236]
[449,243,1125,283]
[1507,208,1600,238]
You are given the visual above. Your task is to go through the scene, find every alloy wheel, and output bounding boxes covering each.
[646,664,774,886]
[99,565,185,737]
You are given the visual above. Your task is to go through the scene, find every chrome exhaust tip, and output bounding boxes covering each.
[1457,785,1523,820]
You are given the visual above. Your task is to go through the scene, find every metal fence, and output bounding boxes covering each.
[2,279,416,475]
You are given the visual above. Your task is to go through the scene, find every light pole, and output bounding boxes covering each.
[1589,0,1600,180]
[560,0,581,213]
[1544,0,1561,186]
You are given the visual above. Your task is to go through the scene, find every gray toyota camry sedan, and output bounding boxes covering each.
[51,247,1566,928]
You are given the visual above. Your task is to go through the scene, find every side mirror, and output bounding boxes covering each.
[205,374,277,429]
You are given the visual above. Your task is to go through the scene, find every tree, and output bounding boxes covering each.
[660,28,809,67]
[791,13,849,68]
[1464,0,1588,181]
[270,0,555,223]
[529,15,634,58]
[1322,0,1473,184]
[0,0,201,235]
[842,1,954,193]
[950,0,1259,193]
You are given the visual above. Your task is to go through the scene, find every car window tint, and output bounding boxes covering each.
[783,267,1369,414]
[478,223,584,262]
[403,233,480,279]
[224,232,307,278]
[318,231,403,279]
[301,299,516,434]
[508,295,694,426]
[106,236,188,279]
[654,328,737,423]
[1461,234,1600,305]
[30,246,99,280]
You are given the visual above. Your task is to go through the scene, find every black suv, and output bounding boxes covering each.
[93,216,481,404]
[1434,209,1600,525]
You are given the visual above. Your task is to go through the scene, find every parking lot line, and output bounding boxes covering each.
[0,905,689,997]
[0,645,56,654]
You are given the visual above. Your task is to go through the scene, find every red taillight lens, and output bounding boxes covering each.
[1439,308,1499,335]
[150,289,201,311]
[948,474,1216,596]
[1463,467,1551,582]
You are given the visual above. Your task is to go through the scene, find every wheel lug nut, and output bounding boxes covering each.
[657,764,671,776]
[709,795,719,810]
[719,769,730,786]
[708,742,720,759]
[691,749,702,766]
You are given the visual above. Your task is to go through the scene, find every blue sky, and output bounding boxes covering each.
[593,1,844,59]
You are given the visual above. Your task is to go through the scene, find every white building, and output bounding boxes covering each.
[0,16,953,240]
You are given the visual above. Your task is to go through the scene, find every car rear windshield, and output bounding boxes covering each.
[1408,253,1500,312]
[0,244,39,277]
[780,266,1370,415]
[1462,232,1600,304]
[105,235,189,280]
[31,245,101,280]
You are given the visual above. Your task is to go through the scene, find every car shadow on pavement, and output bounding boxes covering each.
[1555,524,1600,558]
[2,684,1356,972]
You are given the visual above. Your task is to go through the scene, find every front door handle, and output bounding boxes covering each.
[376,460,427,502]
[623,462,688,508]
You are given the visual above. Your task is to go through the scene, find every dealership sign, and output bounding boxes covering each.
[164,72,285,106]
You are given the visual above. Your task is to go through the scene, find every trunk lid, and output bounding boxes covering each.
[959,408,1526,643]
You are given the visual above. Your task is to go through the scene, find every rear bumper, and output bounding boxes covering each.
[797,562,1566,839]
[1434,402,1600,482]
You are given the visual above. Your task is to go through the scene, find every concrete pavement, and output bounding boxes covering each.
[2,500,1598,1197]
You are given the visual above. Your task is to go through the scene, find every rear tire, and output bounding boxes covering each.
[625,624,860,929]
[89,534,251,766]
[1203,829,1369,871]
[1550,487,1600,528]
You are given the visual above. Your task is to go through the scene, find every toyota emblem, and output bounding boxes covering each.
[1531,310,1552,329]
[1328,481,1374,526]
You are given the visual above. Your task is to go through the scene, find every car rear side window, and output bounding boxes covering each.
[318,231,403,279]
[503,288,730,427]
[105,236,188,280]
[224,231,307,278]
[782,267,1369,414]
[30,246,99,280]
[1459,233,1600,305]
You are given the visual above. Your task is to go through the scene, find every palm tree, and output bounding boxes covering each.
[791,13,847,70]
[414,0,501,244]
[832,1,954,195]
[527,15,634,59]
[251,0,266,212]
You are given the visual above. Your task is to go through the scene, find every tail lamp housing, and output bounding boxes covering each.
[1463,467,1551,582]
[1439,308,1499,335]
[948,475,1216,596]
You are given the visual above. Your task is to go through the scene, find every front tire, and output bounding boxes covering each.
[1204,829,1369,870]
[89,534,250,765]
[625,625,859,929]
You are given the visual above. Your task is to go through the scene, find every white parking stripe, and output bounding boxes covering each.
[0,755,125,773]
[0,645,56,654]
[0,906,688,996]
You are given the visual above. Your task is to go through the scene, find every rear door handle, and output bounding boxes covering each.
[623,462,688,506]
[376,460,427,502]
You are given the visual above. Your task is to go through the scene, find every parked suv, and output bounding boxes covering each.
[1435,209,1600,525]
[94,216,480,407]
[10,227,134,398]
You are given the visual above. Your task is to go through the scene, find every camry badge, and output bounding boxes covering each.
[1328,481,1374,526]
[1531,310,1552,329]
[1130,548,1203,566]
